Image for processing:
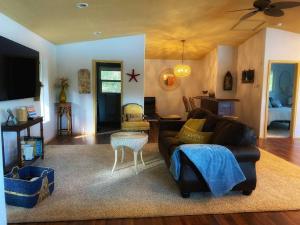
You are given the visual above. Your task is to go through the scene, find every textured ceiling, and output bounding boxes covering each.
[0,0,300,59]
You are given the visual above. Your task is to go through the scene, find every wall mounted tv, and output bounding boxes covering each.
[0,36,40,101]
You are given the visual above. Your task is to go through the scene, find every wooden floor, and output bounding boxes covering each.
[13,137,300,225]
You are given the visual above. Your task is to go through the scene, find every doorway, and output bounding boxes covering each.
[265,62,298,138]
[95,61,122,134]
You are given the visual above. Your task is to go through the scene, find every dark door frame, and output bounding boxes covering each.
[92,60,123,134]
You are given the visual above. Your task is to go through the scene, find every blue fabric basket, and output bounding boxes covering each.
[4,166,55,208]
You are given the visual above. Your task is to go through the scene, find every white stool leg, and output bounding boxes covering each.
[140,151,145,166]
[121,146,125,163]
[111,150,118,174]
[134,151,138,174]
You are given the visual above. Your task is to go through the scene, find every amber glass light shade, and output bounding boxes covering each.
[174,64,191,77]
[174,40,191,77]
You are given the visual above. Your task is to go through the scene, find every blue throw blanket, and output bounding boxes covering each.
[170,144,246,197]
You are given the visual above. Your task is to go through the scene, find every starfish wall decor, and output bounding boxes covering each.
[126,69,140,82]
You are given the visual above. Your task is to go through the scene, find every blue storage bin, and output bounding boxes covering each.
[4,166,55,208]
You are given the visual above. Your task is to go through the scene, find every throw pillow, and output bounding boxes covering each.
[270,98,282,108]
[268,99,273,108]
[181,118,206,131]
[126,113,143,121]
[178,126,213,144]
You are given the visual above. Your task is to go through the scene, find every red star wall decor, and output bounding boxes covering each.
[126,69,140,82]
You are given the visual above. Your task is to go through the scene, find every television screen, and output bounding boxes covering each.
[0,36,39,101]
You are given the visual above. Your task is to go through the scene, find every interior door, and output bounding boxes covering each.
[266,63,297,138]
[96,62,122,133]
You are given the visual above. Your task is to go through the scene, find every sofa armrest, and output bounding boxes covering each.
[159,120,186,132]
[225,145,261,162]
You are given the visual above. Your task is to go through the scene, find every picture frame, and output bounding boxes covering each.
[78,69,91,94]
[242,70,255,83]
[223,71,233,90]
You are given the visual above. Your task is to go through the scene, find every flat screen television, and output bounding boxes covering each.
[0,36,40,101]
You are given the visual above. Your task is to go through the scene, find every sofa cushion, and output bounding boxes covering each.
[160,136,183,157]
[211,119,256,146]
[187,108,211,119]
[202,114,220,132]
[159,130,178,138]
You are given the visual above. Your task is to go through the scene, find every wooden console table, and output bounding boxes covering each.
[199,97,240,116]
[1,117,44,172]
[56,102,72,135]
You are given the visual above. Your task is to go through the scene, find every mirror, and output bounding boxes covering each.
[159,68,180,91]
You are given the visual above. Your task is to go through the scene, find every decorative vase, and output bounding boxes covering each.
[59,86,67,103]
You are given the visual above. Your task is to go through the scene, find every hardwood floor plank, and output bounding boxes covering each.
[214,214,240,225]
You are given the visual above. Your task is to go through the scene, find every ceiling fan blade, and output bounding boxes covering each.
[264,7,284,17]
[227,8,256,12]
[269,1,300,9]
[253,0,271,10]
[240,10,259,21]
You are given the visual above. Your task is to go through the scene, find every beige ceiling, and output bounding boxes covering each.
[0,0,300,59]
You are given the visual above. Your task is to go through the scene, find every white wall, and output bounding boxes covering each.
[200,48,218,94]
[0,128,7,224]
[261,28,300,137]
[216,45,237,99]
[0,13,57,166]
[57,35,145,134]
[236,29,266,135]
[235,28,300,137]
[144,46,237,118]
[145,59,203,118]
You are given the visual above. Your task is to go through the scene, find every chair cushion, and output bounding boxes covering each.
[121,121,150,131]
[126,113,143,121]
[123,104,143,114]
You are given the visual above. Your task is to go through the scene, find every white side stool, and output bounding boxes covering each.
[110,132,148,174]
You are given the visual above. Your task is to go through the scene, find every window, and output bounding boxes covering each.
[39,57,50,123]
[101,71,121,80]
[269,71,274,92]
[100,70,121,93]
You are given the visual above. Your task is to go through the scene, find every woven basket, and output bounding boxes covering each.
[4,166,55,208]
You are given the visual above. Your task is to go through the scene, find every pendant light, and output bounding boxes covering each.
[174,40,191,77]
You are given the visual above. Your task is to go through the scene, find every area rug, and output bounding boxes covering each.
[7,144,300,223]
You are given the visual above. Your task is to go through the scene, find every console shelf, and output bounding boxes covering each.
[1,117,44,173]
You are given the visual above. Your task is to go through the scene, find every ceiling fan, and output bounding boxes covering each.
[230,0,300,29]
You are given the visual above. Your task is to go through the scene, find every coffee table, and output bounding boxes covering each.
[110,132,148,174]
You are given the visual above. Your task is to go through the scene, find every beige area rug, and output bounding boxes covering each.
[7,144,300,223]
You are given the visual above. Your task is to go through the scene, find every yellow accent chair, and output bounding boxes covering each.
[121,103,150,132]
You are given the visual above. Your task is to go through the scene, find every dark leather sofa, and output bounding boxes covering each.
[158,108,260,198]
